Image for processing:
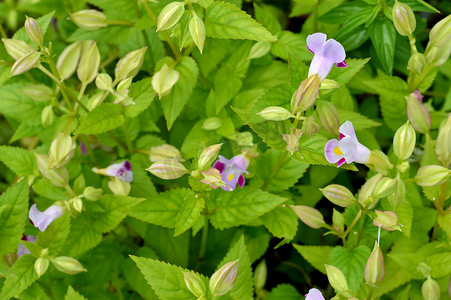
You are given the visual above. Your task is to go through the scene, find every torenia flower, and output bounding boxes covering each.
[324,121,370,167]
[17,235,36,258]
[307,33,347,81]
[29,204,64,232]
[213,155,249,191]
[92,160,133,182]
[305,288,325,300]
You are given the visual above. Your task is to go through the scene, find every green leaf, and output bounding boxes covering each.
[205,1,277,42]
[68,27,134,44]
[243,60,289,91]
[36,212,70,255]
[293,245,333,274]
[288,52,309,89]
[267,284,302,300]
[260,205,298,240]
[248,120,291,152]
[75,103,125,135]
[216,236,253,300]
[396,198,413,238]
[0,84,44,122]
[437,214,451,239]
[174,195,205,237]
[373,258,413,298]
[61,217,102,257]
[0,255,38,300]
[121,257,158,300]
[369,19,396,75]
[0,146,37,177]
[65,286,88,300]
[32,178,68,200]
[253,3,281,34]
[272,31,311,61]
[126,78,156,118]
[329,245,371,292]
[0,180,29,255]
[193,38,231,76]
[328,58,370,86]
[181,120,221,159]
[0,260,15,279]
[319,2,368,24]
[387,252,423,279]
[13,11,55,43]
[334,7,374,42]
[131,256,207,300]
[209,188,286,230]
[426,252,451,278]
[336,108,381,130]
[247,85,293,124]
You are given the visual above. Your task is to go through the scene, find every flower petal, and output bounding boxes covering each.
[305,288,325,300]
[238,174,245,188]
[339,120,357,139]
[338,136,357,163]
[322,39,346,63]
[213,161,226,173]
[337,60,347,67]
[29,204,63,232]
[306,33,327,54]
[337,157,346,167]
[324,139,343,163]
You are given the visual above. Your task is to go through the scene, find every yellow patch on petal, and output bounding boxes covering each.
[228,173,234,181]
[334,147,343,155]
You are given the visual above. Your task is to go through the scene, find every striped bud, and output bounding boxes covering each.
[35,154,69,187]
[183,272,206,298]
[387,178,406,209]
[69,10,107,30]
[369,150,393,176]
[408,53,426,75]
[22,84,53,102]
[114,47,146,82]
[152,64,180,99]
[435,115,451,167]
[257,106,294,121]
[406,92,431,133]
[358,173,383,209]
[147,159,188,180]
[71,197,83,213]
[95,73,113,92]
[77,41,100,84]
[209,260,239,297]
[373,177,397,199]
[320,184,355,207]
[416,165,450,186]
[422,276,440,300]
[82,186,103,201]
[41,105,54,128]
[87,92,103,111]
[429,15,451,48]
[35,257,49,277]
[325,264,348,293]
[189,14,206,54]
[316,100,340,137]
[248,41,271,60]
[253,260,267,290]
[57,41,82,80]
[149,144,183,163]
[48,133,75,169]
[291,74,321,114]
[2,38,36,60]
[392,0,416,36]
[25,16,44,46]
[283,127,302,154]
[364,242,384,286]
[319,79,339,90]
[108,177,131,196]
[332,209,345,233]
[117,77,132,93]
[202,117,222,130]
[157,2,185,31]
[373,210,401,231]
[393,121,416,161]
[10,51,41,77]
[51,256,86,274]
[290,205,325,229]
[198,143,222,170]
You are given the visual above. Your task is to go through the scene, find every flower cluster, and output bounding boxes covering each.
[212,155,249,191]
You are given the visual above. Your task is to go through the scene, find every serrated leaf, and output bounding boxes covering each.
[174,195,204,237]
[65,286,88,300]
[336,108,381,130]
[181,121,220,159]
[13,11,55,43]
[68,27,134,44]
[272,31,311,61]
[209,188,286,230]
[426,252,451,278]
[387,252,423,279]
[0,83,45,122]
[328,58,370,86]
[253,3,281,34]
[36,212,70,255]
[260,205,298,240]
[293,245,333,274]
[75,103,125,135]
[437,214,451,239]
[247,84,293,124]
[126,78,156,118]
[288,52,309,89]
[205,1,276,42]
[373,258,413,298]
[0,255,38,300]
[32,178,68,200]
[0,261,15,279]
[267,284,302,300]
[61,217,102,257]
[0,180,29,255]
[0,146,37,177]
[369,19,396,75]
[396,198,413,238]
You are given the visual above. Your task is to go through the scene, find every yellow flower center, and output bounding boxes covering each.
[228,173,234,181]
[334,147,343,155]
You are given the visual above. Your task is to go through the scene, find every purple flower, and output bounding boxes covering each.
[213,155,249,191]
[29,204,64,232]
[93,160,133,182]
[324,121,370,167]
[305,288,325,300]
[17,235,36,258]
[307,33,347,81]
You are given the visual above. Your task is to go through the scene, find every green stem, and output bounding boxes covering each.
[343,209,362,239]
[37,64,74,112]
[64,184,76,197]
[261,152,288,190]
[367,286,374,300]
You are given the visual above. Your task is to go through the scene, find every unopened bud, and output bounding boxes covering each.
[202,117,222,130]
[369,150,393,176]
[320,184,355,207]
[57,41,83,80]
[87,92,103,111]
[35,257,49,277]
[114,47,147,82]
[422,276,440,300]
[2,38,36,60]
[436,115,451,167]
[209,260,239,297]
[283,127,303,155]
[48,133,75,169]
[365,242,384,286]
[21,85,53,102]
[325,264,348,292]
[254,260,267,290]
[358,173,383,209]
[95,73,113,92]
[394,121,416,161]
[77,41,100,84]
[35,154,69,187]
[316,100,340,137]
[149,144,183,162]
[117,77,133,93]
[147,159,188,180]
[373,210,401,231]
[332,209,345,233]
[392,0,416,36]
[290,205,325,229]
[416,165,450,186]
[108,177,131,196]
[200,168,225,189]
[425,40,451,67]
[157,2,185,31]
[408,53,426,75]
[248,41,271,60]
[82,186,103,201]
[291,74,321,114]
[51,256,86,274]
[319,79,339,90]
[429,15,451,47]
[417,262,431,278]
[183,272,206,298]
[257,106,294,121]
[189,14,206,54]
[10,51,41,77]
[69,10,107,30]
[25,16,44,46]
[387,178,406,209]
[41,105,54,128]
[300,116,321,137]
[198,144,222,170]
[373,177,397,199]
[152,64,180,99]
[406,92,431,133]
[71,197,83,213]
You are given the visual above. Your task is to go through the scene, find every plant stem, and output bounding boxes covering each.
[343,209,362,239]
[261,152,288,190]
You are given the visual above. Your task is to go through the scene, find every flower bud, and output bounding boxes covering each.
[358,173,383,209]
[316,100,340,137]
[248,41,271,60]
[319,79,340,90]
[373,210,401,231]
[257,106,294,121]
[436,115,451,167]
[87,92,103,111]
[114,47,147,82]
[283,127,303,155]
[209,260,239,297]
[69,10,107,30]
[199,168,225,189]
[41,105,54,128]
[56,41,82,80]
[417,262,431,278]
[95,73,114,92]
[77,41,100,84]
[393,121,416,161]
[387,178,406,209]
[300,116,321,137]
[183,271,206,298]
[25,16,44,46]
[82,186,103,201]
[429,15,451,47]
[48,133,75,169]
[10,51,41,77]
[325,264,348,292]
[198,144,222,170]
[416,165,450,186]
[35,257,49,277]
[290,205,325,229]
[157,2,185,31]
[189,14,206,54]
[146,159,188,180]
[365,242,384,286]
[406,92,431,133]
[51,256,86,274]
[291,74,321,114]
[202,117,222,130]
[422,276,440,300]
[408,53,426,75]
[2,38,36,60]
[320,184,355,207]
[152,64,180,99]
[149,144,183,163]
[117,77,133,93]
[392,0,416,36]
[71,197,83,213]
[35,154,69,187]
[369,150,393,176]
[21,85,53,102]
[373,177,397,199]
[108,177,131,196]
[253,260,267,290]
[332,208,345,233]
[425,40,451,67]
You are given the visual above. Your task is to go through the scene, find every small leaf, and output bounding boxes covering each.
[369,19,396,75]
[126,78,156,118]
[75,103,124,134]
[65,285,88,300]
[0,146,37,177]
[174,195,205,237]
[0,255,38,300]
[260,206,299,240]
[293,245,333,274]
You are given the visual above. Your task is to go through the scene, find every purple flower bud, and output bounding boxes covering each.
[29,204,64,232]
[305,288,325,300]
[212,155,249,191]
[17,235,36,257]
[92,160,133,182]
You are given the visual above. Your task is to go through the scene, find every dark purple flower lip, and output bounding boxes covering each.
[124,161,131,171]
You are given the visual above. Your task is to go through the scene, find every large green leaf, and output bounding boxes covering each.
[174,195,204,237]
[328,58,370,86]
[61,217,102,257]
[0,84,44,122]
[293,245,333,274]
[373,258,413,297]
[260,206,298,240]
[272,31,311,61]
[426,252,451,278]
[36,212,70,255]
[75,103,125,135]
[126,78,156,118]
[0,255,38,300]
[0,146,37,177]
[336,108,381,131]
[369,19,396,75]
[205,1,277,42]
